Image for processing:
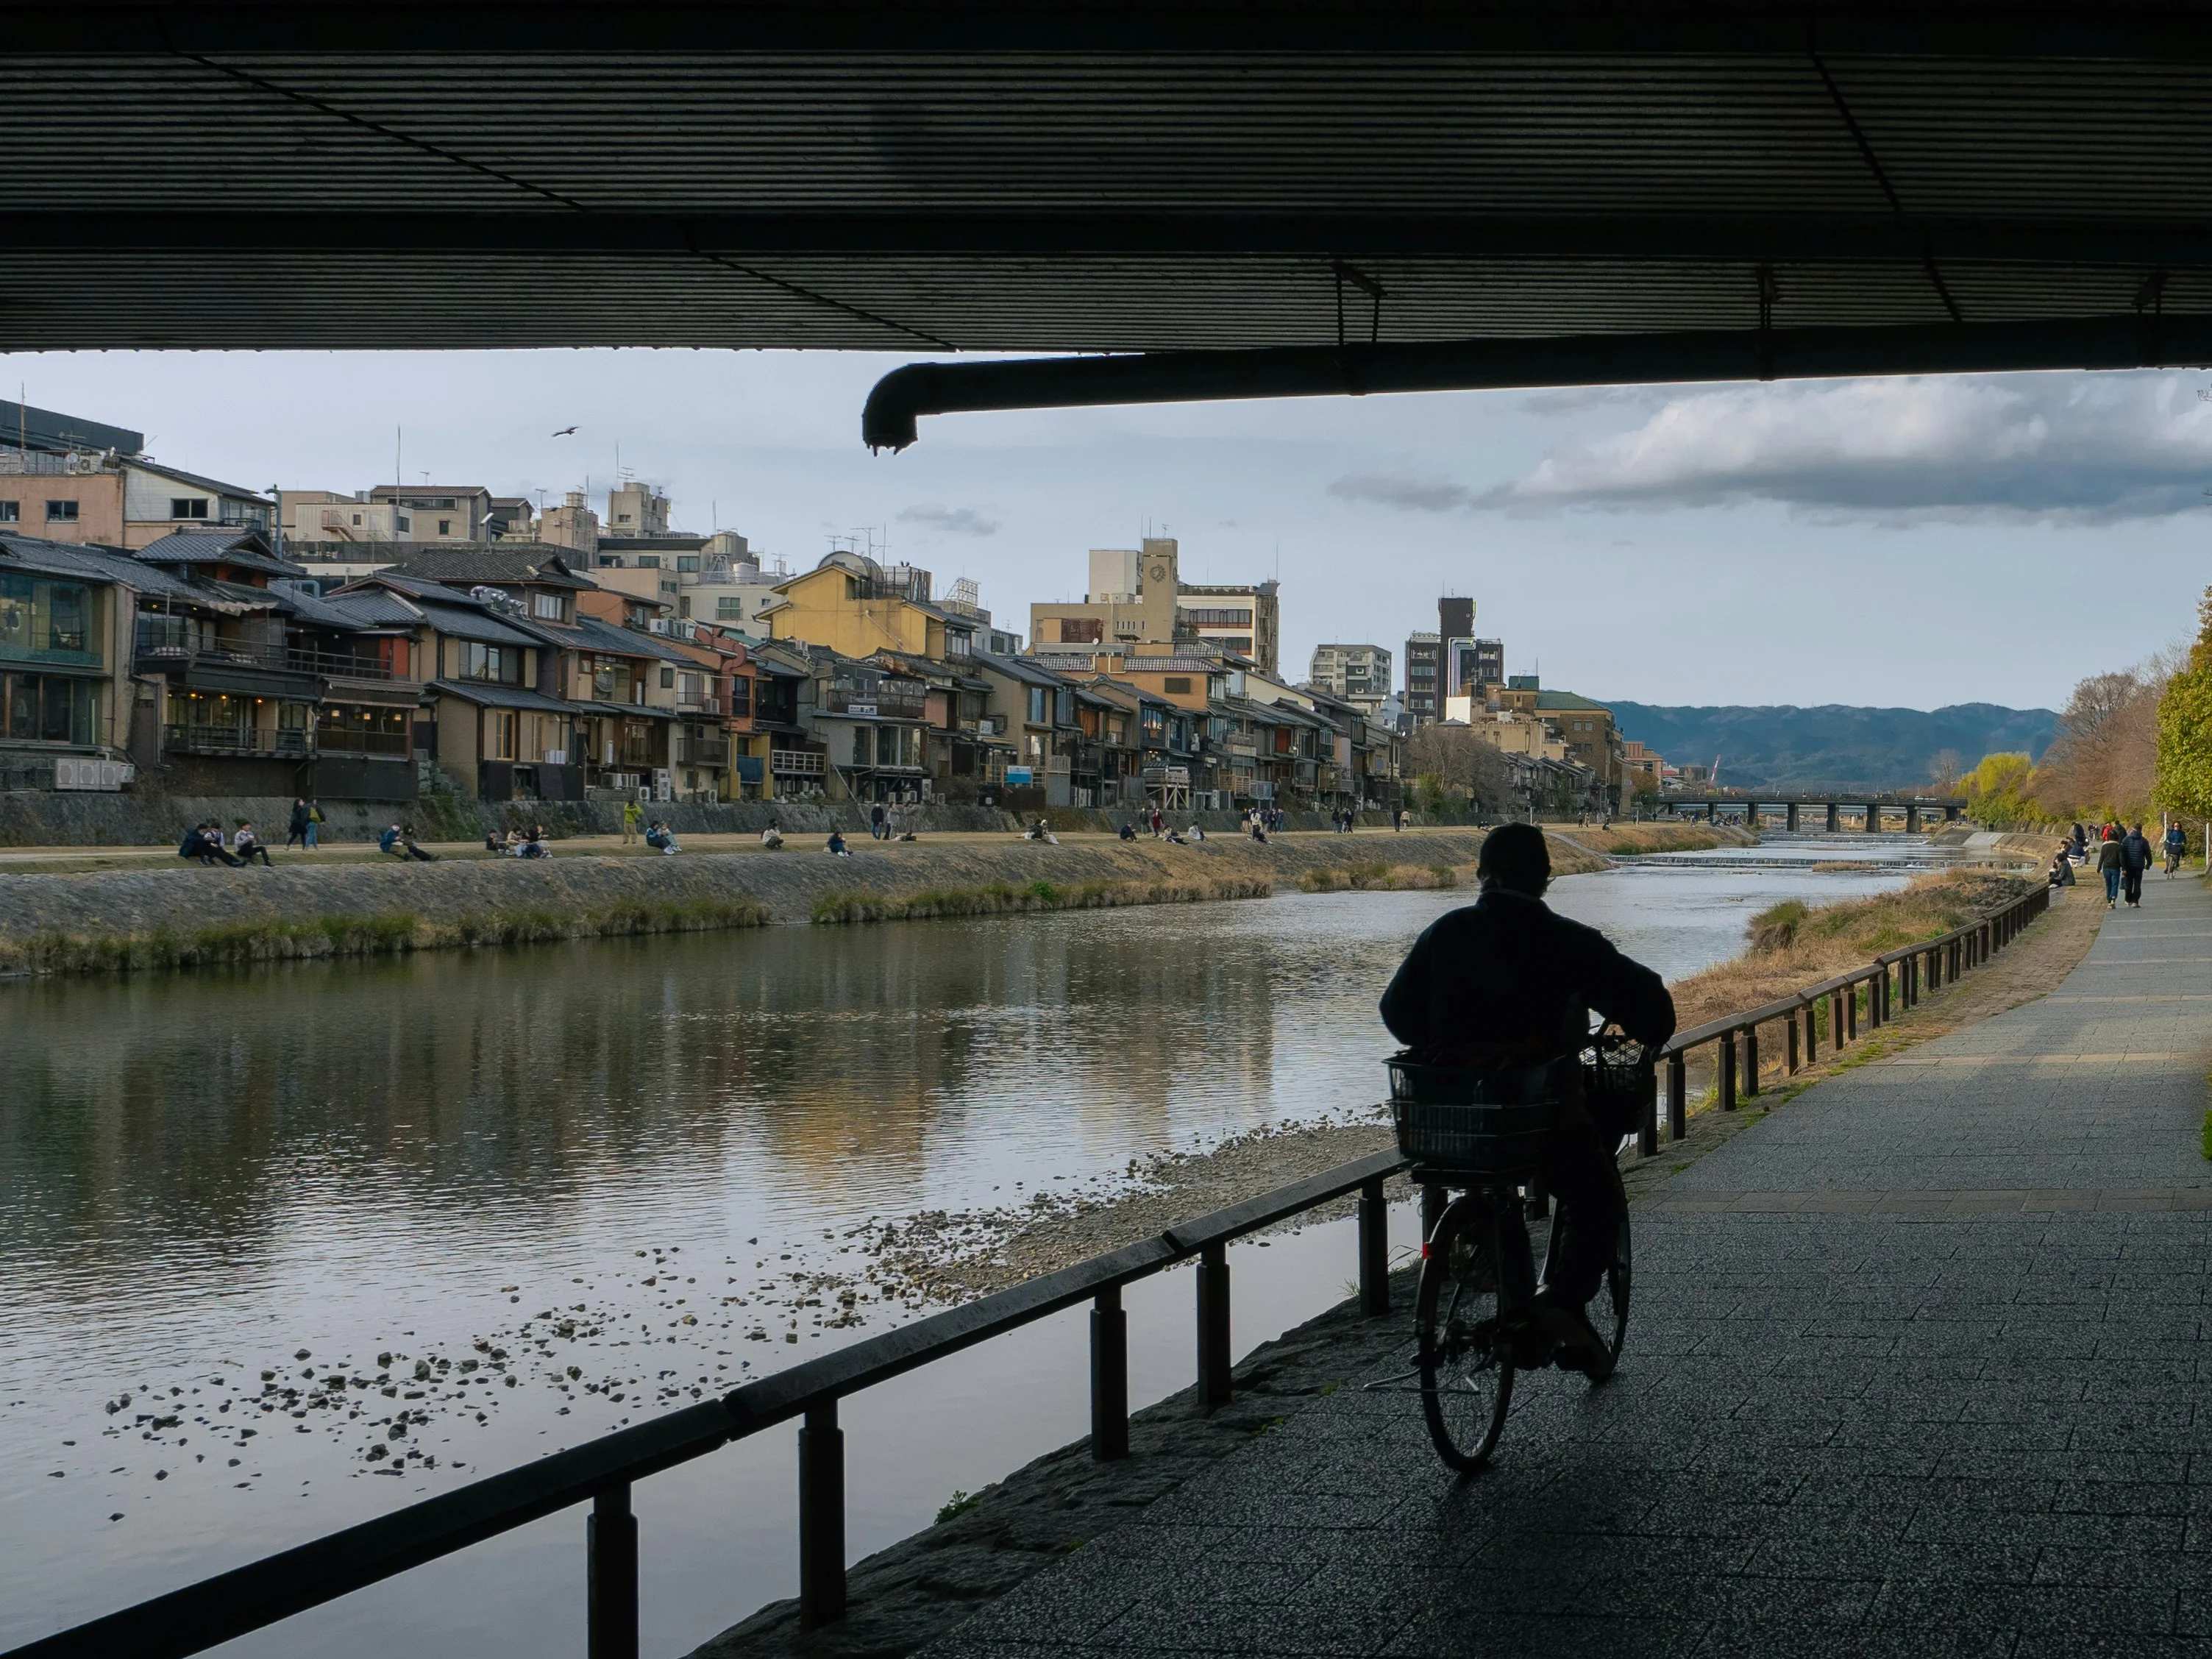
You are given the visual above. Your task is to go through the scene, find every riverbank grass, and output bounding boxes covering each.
[808,873,1273,925]
[1296,861,1458,893]
[3,896,769,975]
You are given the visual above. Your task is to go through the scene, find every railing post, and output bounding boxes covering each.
[1830,988,1846,1053]
[1638,1059,1660,1157]
[1667,1050,1687,1140]
[1845,980,1859,1041]
[1091,1286,1129,1460]
[1742,1024,1760,1098]
[1719,1034,1738,1111]
[1803,1001,1818,1062]
[1786,1006,1801,1073]
[1357,1179,1391,1315]
[588,1485,639,1659]
[798,1402,847,1630]
[1197,1242,1231,1409]
[1868,967,1882,1029]
[1420,1180,1446,1245]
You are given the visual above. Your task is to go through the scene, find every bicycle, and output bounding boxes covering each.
[1384,1037,1646,1472]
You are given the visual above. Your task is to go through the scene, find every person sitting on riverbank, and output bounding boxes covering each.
[232,822,274,867]
[827,828,851,856]
[2049,850,2076,891]
[180,822,243,867]
[1379,821,1675,1379]
[400,824,437,862]
[1117,822,1137,840]
[484,826,502,853]
[1023,818,1058,845]
[519,823,552,859]
[761,822,786,850]
[1188,823,1206,842]
[644,820,680,856]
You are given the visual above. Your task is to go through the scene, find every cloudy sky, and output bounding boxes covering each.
[5,348,2208,712]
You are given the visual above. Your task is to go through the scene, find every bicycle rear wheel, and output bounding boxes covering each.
[1415,1193,1514,1472]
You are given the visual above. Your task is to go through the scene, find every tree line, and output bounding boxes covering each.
[1965,585,2212,834]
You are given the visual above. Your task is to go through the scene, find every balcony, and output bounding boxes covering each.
[675,731,731,767]
[164,724,312,759]
[316,728,410,756]
[771,749,826,776]
[825,687,926,720]
[677,694,722,717]
[135,617,395,681]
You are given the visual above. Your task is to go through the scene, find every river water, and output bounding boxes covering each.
[0,834,1941,1654]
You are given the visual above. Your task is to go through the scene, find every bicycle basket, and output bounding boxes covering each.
[1384,1054,1568,1174]
[1582,1037,1657,1141]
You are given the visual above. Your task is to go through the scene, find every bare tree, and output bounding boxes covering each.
[2035,657,2174,818]
[1928,749,1965,792]
[1407,724,1512,819]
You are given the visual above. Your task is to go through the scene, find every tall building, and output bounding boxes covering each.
[1432,595,1502,703]
[1029,536,1281,673]
[1309,643,1393,707]
[1404,631,1442,724]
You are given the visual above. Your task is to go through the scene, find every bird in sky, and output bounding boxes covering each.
[551,425,577,437]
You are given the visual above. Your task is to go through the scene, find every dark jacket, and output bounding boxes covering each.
[288,802,311,833]
[2098,836,2125,871]
[1381,888,1676,1062]
[2122,831,2152,872]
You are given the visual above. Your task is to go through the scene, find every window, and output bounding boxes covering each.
[0,502,16,522]
[728,676,751,718]
[2,672,97,745]
[616,513,633,524]
[676,555,700,573]
[396,515,411,533]
[638,556,661,569]
[659,666,675,689]
[530,593,563,622]
[458,642,523,685]
[851,725,873,766]
[1162,676,1191,694]
[46,501,78,523]
[598,556,625,569]
[716,597,746,621]
[946,629,972,657]
[437,519,452,536]
[170,497,209,519]
[1055,689,1073,726]
[1025,686,1047,725]
[1059,617,1103,644]
[0,572,92,661]
[352,513,363,526]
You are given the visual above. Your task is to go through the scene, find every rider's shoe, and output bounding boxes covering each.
[1529,1290,1615,1381]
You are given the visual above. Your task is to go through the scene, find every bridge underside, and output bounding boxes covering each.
[14,4,2212,438]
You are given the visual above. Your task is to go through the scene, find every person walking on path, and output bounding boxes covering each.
[1380,821,1676,1378]
[2165,820,2187,876]
[2122,822,2152,907]
[285,797,313,850]
[622,798,643,845]
[870,802,887,840]
[2097,825,2125,908]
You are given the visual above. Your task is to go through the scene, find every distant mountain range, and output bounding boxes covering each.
[1601,702,2060,793]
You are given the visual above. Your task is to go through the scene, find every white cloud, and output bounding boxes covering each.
[1479,372,2212,524]
[896,502,1000,536]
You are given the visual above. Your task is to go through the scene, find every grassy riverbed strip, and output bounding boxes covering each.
[809,873,1272,923]
[4,897,769,975]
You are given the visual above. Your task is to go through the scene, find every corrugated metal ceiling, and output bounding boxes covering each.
[10,5,2212,354]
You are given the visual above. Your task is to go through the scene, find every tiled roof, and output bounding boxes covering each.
[1534,690,1612,714]
[424,680,577,715]
[135,529,306,578]
[569,613,694,663]
[385,544,595,590]
[128,458,271,502]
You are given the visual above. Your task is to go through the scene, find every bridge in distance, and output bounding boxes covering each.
[1659,795,1968,832]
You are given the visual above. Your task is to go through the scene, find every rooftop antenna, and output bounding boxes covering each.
[394,425,402,487]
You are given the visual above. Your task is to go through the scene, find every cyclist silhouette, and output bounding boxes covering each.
[1380,822,1675,1376]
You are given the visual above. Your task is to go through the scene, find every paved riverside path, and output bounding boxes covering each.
[925,881,2212,1658]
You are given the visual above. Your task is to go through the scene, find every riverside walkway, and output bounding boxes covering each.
[928,879,2212,1658]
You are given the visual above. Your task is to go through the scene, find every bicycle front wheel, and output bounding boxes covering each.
[1597,1209,1632,1362]
[1416,1193,1514,1472]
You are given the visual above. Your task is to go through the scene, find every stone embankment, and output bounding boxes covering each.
[0,823,1746,977]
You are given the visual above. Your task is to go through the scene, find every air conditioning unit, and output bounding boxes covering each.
[647,619,672,636]
[54,757,134,792]
[652,768,673,801]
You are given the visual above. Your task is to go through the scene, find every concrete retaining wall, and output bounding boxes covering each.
[0,788,1420,848]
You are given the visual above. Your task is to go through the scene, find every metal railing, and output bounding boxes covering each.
[314,728,410,756]
[1641,881,2052,1149]
[12,881,2058,1659]
[9,1148,1409,1659]
[161,725,312,759]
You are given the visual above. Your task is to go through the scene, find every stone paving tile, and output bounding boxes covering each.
[921,882,2212,1658]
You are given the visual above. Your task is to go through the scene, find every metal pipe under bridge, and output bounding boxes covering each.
[1660,797,1967,833]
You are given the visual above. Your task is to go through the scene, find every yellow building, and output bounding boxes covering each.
[760,550,978,663]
